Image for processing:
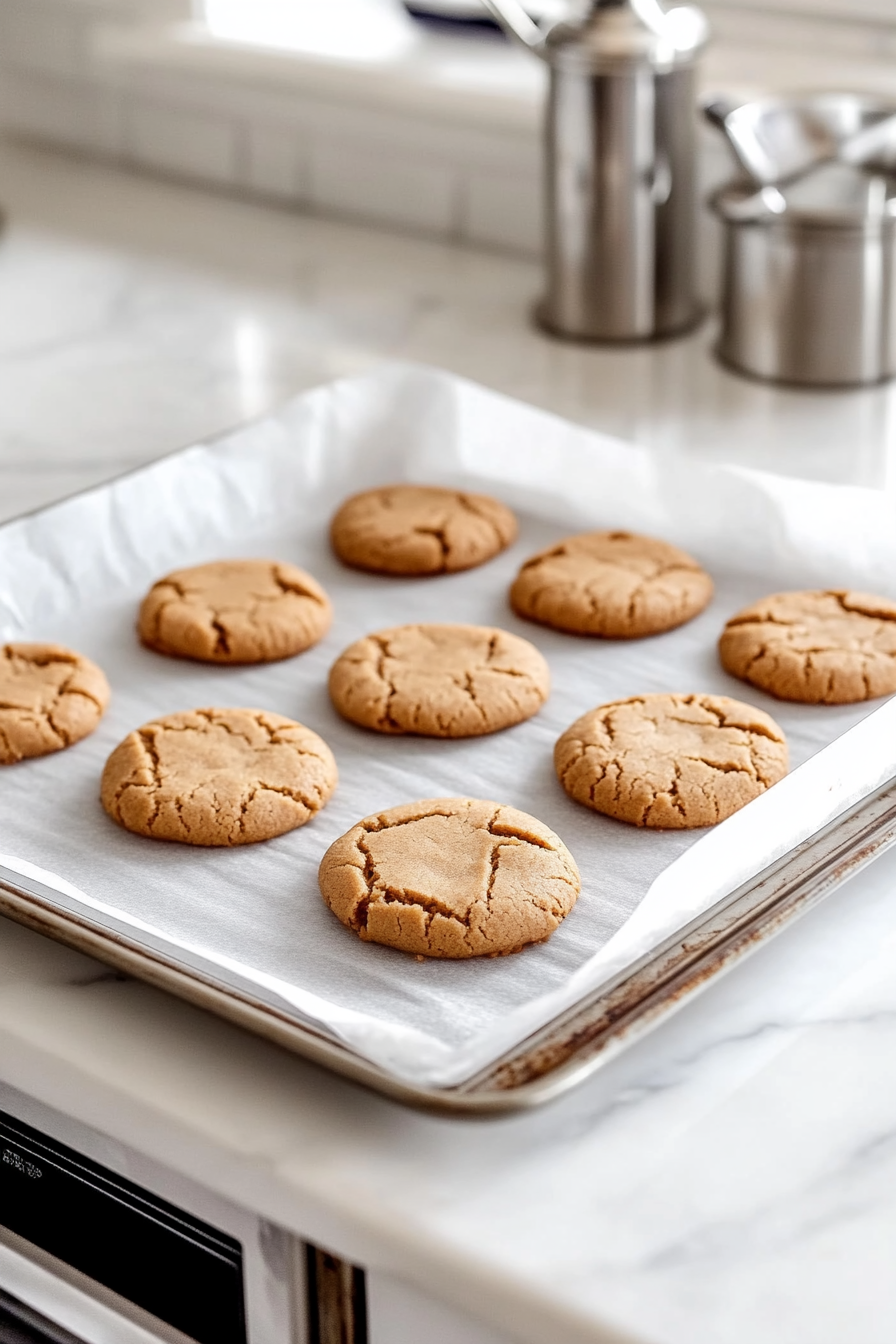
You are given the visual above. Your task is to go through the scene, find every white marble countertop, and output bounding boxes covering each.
[3,139,896,1344]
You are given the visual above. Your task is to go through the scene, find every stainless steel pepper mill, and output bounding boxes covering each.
[482,0,708,341]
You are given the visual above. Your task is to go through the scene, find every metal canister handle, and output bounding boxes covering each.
[479,0,554,53]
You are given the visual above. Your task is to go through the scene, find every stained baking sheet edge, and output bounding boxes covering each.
[4,773,896,1115]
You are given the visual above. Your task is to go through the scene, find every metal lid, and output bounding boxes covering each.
[704,92,896,188]
[713,162,896,231]
[544,0,707,73]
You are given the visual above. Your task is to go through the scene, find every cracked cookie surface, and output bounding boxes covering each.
[510,531,713,637]
[555,693,788,829]
[318,797,580,958]
[719,590,896,704]
[101,707,337,845]
[330,485,517,576]
[329,623,550,737]
[138,559,332,664]
[0,643,110,765]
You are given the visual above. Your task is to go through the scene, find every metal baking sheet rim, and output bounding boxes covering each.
[4,775,896,1116]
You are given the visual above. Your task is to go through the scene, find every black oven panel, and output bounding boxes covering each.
[0,1109,247,1344]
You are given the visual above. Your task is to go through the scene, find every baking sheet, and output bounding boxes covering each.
[1,363,895,1088]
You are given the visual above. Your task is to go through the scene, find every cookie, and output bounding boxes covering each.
[720,590,896,704]
[329,624,550,738]
[101,708,337,845]
[510,531,713,637]
[138,559,332,664]
[330,485,517,576]
[319,797,580,958]
[555,693,788,829]
[0,643,110,765]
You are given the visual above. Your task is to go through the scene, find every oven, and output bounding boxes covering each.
[0,1088,299,1344]
[0,1084,514,1344]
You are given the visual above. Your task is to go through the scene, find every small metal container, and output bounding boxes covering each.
[712,96,896,388]
[483,0,708,343]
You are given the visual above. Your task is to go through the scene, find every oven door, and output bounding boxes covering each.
[0,1286,89,1344]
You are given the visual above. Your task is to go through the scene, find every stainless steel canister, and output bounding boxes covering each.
[483,0,708,342]
[709,94,896,388]
[714,168,896,387]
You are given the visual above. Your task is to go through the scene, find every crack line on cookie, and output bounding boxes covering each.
[411,524,450,571]
[368,634,403,731]
[189,708,326,755]
[271,565,327,606]
[0,721,16,764]
[135,727,165,831]
[456,492,508,547]
[486,810,556,852]
[353,831,379,931]
[210,616,231,658]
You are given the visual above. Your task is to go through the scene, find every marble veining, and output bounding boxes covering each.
[2,137,896,1344]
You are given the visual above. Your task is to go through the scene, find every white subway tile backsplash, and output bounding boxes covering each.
[0,0,90,78]
[0,68,122,153]
[244,123,307,202]
[124,97,237,185]
[0,0,844,276]
[0,5,548,254]
[310,140,457,235]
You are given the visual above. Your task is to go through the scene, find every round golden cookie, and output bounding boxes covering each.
[138,559,332,664]
[720,590,896,704]
[101,707,337,846]
[555,693,788,830]
[0,643,110,765]
[330,484,517,576]
[329,623,549,738]
[510,530,713,637]
[319,797,580,958]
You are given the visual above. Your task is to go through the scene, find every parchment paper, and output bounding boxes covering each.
[1,363,895,1088]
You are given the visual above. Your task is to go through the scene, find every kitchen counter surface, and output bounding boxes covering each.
[2,139,896,1344]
